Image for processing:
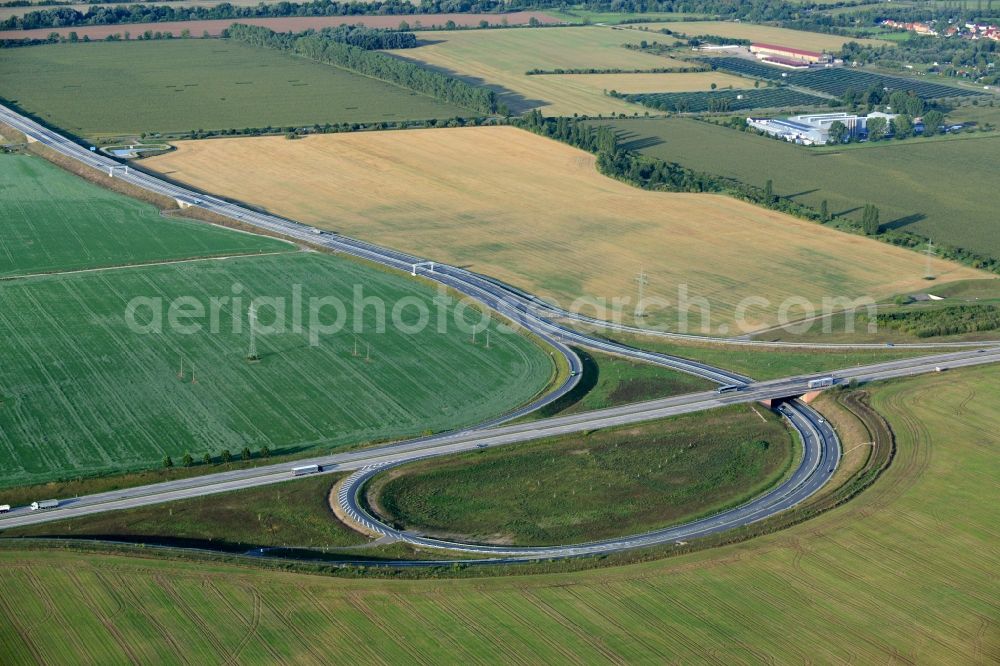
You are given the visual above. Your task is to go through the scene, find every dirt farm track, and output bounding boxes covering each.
[0,11,561,42]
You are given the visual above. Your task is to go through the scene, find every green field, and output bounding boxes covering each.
[0,252,555,487]
[371,405,792,545]
[594,117,1000,260]
[0,40,468,139]
[0,153,291,276]
[1,365,996,662]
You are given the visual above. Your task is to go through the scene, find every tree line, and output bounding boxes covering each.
[859,304,1000,338]
[226,23,498,114]
[0,0,888,32]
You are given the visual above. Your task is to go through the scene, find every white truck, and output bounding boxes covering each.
[807,377,836,390]
[291,464,321,477]
[0,504,10,514]
[30,499,59,511]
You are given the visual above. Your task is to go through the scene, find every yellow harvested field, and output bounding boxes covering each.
[638,21,892,50]
[543,71,757,94]
[388,26,691,116]
[145,127,981,333]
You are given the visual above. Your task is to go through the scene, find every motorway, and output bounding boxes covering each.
[2,103,999,562]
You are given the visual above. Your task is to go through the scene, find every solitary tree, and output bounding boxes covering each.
[820,199,830,222]
[862,203,881,235]
[763,179,774,203]
[163,455,174,469]
[182,453,194,467]
[202,452,212,465]
[221,449,233,463]
[260,445,271,458]
[241,446,252,461]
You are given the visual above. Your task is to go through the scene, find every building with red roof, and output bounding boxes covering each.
[750,43,830,64]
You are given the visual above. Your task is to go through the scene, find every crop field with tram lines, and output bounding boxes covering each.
[0,252,555,488]
[0,153,292,276]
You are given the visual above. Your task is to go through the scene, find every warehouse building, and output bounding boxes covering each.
[747,112,898,144]
[750,43,831,66]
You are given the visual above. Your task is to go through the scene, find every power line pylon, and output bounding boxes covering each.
[634,269,649,319]
[247,304,260,361]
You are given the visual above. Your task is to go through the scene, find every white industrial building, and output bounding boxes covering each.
[747,111,898,144]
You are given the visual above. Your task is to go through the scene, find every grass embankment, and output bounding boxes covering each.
[0,40,467,139]
[596,116,1000,261]
[144,127,981,334]
[580,327,930,379]
[367,405,793,545]
[0,153,290,277]
[527,347,713,419]
[2,474,368,551]
[0,252,554,487]
[0,367,996,662]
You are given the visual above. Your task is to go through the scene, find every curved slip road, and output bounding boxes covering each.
[339,401,834,557]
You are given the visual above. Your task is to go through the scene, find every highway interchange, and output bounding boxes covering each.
[2,103,999,563]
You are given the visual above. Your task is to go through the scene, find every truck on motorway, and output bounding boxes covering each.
[717,384,743,394]
[291,464,321,477]
[30,499,59,511]
[0,504,10,514]
[807,377,836,389]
